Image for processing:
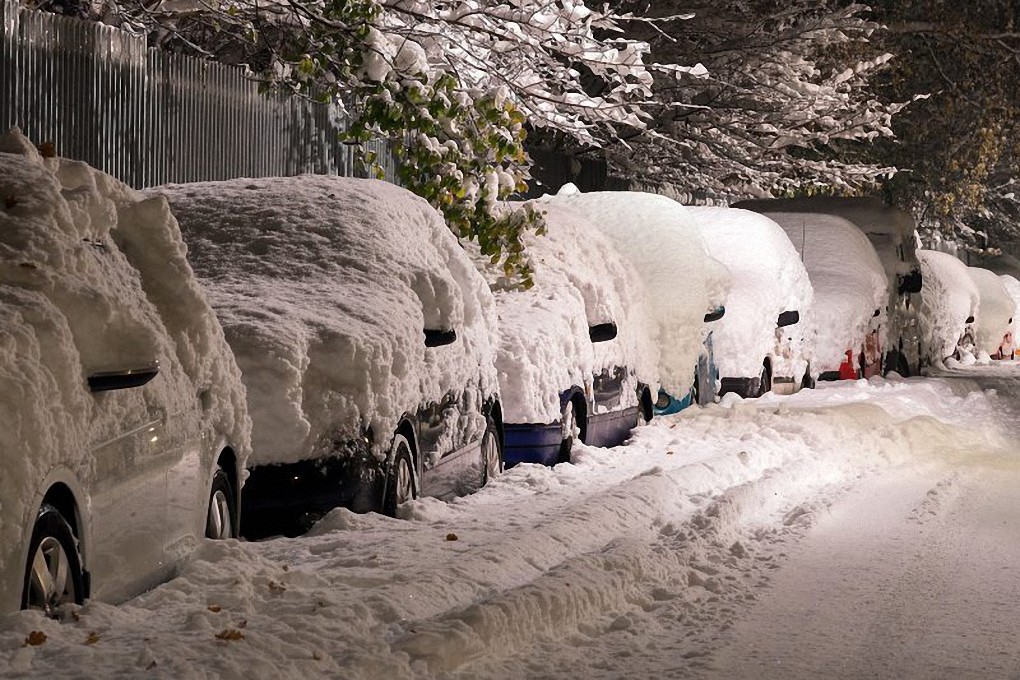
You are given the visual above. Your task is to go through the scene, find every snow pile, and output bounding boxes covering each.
[153,176,498,467]
[765,212,888,373]
[687,207,814,380]
[1,370,1015,677]
[538,189,729,397]
[0,129,250,609]
[917,250,979,363]
[474,201,657,423]
[967,267,1015,358]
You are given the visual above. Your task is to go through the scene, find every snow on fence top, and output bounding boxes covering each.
[152,175,498,467]
[474,200,658,423]
[0,129,250,585]
[539,188,728,398]
[763,212,888,373]
[917,250,980,363]
[967,267,1015,357]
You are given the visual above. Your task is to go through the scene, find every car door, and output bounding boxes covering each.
[87,381,170,602]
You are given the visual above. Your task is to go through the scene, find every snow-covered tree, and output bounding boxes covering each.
[852,0,1020,254]
[594,1,907,198]
[116,0,699,284]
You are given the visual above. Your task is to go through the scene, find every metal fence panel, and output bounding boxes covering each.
[0,0,397,188]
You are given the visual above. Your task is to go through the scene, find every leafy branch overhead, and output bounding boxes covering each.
[123,0,700,285]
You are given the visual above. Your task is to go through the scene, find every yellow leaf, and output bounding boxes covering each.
[215,629,245,642]
[24,631,47,647]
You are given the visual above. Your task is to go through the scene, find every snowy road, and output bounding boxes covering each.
[2,368,1020,679]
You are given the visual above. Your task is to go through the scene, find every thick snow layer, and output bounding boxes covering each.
[688,207,814,380]
[1000,274,1020,353]
[538,189,729,397]
[4,366,1019,677]
[0,130,250,602]
[764,212,888,373]
[967,267,1015,357]
[474,202,658,423]
[152,176,498,467]
[917,250,980,363]
[733,196,918,279]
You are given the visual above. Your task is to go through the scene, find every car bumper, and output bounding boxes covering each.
[504,422,562,467]
[241,453,384,539]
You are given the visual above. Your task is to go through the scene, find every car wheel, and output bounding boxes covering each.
[801,365,815,390]
[383,435,416,516]
[757,361,772,397]
[691,373,701,406]
[480,417,503,486]
[557,399,579,464]
[206,468,237,539]
[22,504,84,616]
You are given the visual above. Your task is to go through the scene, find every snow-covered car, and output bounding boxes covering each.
[541,187,730,413]
[685,207,814,397]
[734,197,923,375]
[0,131,249,616]
[476,201,657,466]
[917,250,979,365]
[760,212,889,381]
[156,176,501,538]
[968,267,1016,360]
[999,274,1020,359]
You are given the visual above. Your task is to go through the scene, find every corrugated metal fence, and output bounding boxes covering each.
[0,0,396,188]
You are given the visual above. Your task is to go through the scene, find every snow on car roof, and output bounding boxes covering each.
[684,207,814,379]
[473,201,658,423]
[733,196,918,279]
[968,267,1016,357]
[153,175,498,467]
[762,212,888,372]
[917,250,980,364]
[0,128,250,563]
[538,188,728,398]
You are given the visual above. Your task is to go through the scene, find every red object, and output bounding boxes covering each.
[838,349,858,380]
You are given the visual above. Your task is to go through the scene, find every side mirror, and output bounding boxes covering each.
[965,316,975,325]
[589,322,618,343]
[703,306,725,323]
[424,328,457,347]
[88,364,160,392]
[777,310,800,328]
[873,308,881,318]
[898,269,922,294]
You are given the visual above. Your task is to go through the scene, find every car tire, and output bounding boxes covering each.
[801,365,815,390]
[206,468,237,539]
[691,373,701,406]
[557,399,579,464]
[480,416,503,487]
[757,361,772,397]
[383,435,416,516]
[22,504,85,616]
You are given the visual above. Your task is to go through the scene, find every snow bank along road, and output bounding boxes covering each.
[2,366,1019,679]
